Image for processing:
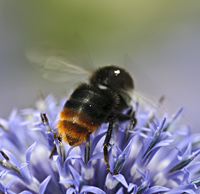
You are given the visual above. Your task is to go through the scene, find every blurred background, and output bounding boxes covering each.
[0,1,200,132]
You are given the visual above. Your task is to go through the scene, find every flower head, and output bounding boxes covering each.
[1,94,200,193]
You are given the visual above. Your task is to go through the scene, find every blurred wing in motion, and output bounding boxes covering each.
[122,55,167,114]
[25,33,96,83]
[126,89,168,123]
[26,48,94,82]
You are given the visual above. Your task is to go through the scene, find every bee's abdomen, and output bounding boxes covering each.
[57,108,100,146]
[57,84,117,146]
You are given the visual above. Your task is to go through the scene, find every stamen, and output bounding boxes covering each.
[0,159,21,176]
[0,121,9,132]
[169,149,200,173]
[0,150,9,160]
[40,113,51,132]
[114,155,125,174]
[84,135,91,164]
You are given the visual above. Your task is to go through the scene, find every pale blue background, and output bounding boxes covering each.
[0,1,200,132]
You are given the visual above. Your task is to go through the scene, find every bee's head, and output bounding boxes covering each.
[90,65,134,91]
[89,65,134,105]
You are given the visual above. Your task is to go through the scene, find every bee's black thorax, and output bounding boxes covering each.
[64,83,118,122]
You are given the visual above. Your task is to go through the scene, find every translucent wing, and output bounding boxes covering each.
[26,48,94,82]
[25,35,96,83]
[121,55,167,115]
[125,89,169,125]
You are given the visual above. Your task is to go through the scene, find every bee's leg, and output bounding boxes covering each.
[84,134,91,164]
[116,107,133,122]
[126,106,133,115]
[116,114,131,122]
[103,115,118,175]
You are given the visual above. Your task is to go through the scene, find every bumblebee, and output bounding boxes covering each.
[26,46,136,174]
[57,65,134,145]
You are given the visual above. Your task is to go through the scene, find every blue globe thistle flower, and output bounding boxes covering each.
[1,94,200,194]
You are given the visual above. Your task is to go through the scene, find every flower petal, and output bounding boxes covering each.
[113,174,128,188]
[26,142,37,175]
[143,186,170,194]
[39,175,51,194]
[166,184,197,194]
[66,187,78,194]
[19,191,33,194]
[169,149,200,173]
[80,185,106,194]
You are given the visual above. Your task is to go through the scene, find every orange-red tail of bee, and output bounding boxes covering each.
[57,108,100,146]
